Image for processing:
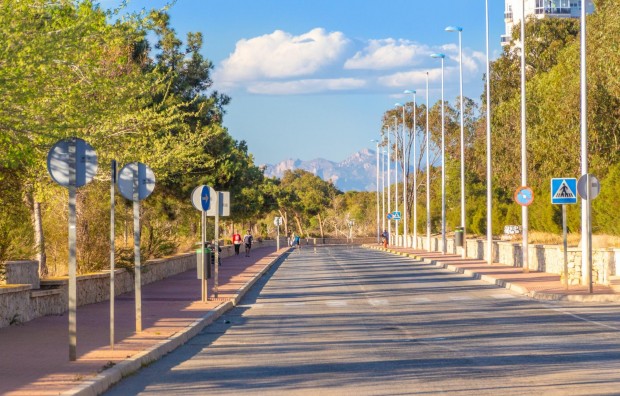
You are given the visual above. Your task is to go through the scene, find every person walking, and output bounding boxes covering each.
[243,230,253,257]
[232,230,242,256]
[381,230,389,248]
[292,233,301,251]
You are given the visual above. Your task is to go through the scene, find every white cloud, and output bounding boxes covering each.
[215,28,349,86]
[247,78,366,95]
[344,39,430,70]
[378,68,444,88]
[213,27,486,95]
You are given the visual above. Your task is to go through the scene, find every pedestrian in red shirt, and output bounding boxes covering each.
[232,231,242,256]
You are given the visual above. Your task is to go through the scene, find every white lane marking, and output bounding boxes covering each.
[450,296,472,301]
[543,305,620,331]
[410,297,431,303]
[368,299,389,306]
[492,293,517,299]
[326,300,348,307]
[284,302,306,306]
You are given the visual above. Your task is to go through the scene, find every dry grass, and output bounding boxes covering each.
[504,232,620,248]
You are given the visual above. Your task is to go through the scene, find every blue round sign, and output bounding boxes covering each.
[191,185,213,211]
[514,186,534,207]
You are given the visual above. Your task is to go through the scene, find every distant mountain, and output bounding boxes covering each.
[263,149,389,192]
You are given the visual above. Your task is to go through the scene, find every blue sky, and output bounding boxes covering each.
[106,0,506,165]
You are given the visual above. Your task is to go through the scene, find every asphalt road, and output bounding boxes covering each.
[105,246,620,395]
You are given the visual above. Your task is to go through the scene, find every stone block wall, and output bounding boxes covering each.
[410,235,619,286]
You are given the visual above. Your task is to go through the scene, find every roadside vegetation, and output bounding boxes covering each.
[380,1,620,246]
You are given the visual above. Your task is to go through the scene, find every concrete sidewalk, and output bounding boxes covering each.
[0,246,290,396]
[366,244,620,303]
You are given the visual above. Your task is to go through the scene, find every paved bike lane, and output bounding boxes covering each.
[0,246,289,396]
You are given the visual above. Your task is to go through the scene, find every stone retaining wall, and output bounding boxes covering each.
[0,239,275,328]
[407,234,620,286]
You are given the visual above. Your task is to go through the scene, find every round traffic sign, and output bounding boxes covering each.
[514,186,534,207]
[117,162,156,201]
[191,185,213,211]
[387,213,393,220]
[47,137,98,188]
[577,174,600,200]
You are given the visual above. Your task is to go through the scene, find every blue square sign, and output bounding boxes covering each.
[551,178,577,205]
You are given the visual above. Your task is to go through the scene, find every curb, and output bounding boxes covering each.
[63,250,289,396]
[364,245,620,303]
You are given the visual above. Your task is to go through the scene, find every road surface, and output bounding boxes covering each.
[106,246,620,395]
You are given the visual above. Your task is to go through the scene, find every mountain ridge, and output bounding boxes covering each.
[262,148,380,192]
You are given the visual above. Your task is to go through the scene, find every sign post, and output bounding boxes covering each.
[577,174,600,293]
[118,162,156,333]
[514,186,534,273]
[206,190,230,299]
[110,160,116,349]
[47,137,98,361]
[274,217,282,250]
[551,178,577,289]
[191,185,213,301]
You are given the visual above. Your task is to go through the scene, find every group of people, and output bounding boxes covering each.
[232,229,254,257]
[227,229,303,259]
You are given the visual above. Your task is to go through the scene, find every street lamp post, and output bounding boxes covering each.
[520,1,529,273]
[395,103,407,248]
[446,26,466,258]
[387,124,392,241]
[393,115,399,246]
[404,90,417,249]
[382,131,386,237]
[580,0,591,291]
[485,0,493,265]
[431,53,446,254]
[371,139,380,244]
[426,73,431,252]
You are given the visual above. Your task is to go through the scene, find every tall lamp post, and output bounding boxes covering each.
[580,0,591,291]
[371,139,380,244]
[431,53,446,254]
[520,1,529,273]
[395,103,407,247]
[426,73,431,251]
[404,90,417,249]
[485,0,493,264]
[387,123,392,240]
[446,26,467,258]
[393,114,399,246]
[382,130,387,236]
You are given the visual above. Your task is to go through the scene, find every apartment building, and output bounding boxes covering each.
[502,0,595,45]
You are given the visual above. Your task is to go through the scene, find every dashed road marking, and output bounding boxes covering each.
[368,299,389,306]
[450,296,472,301]
[284,302,306,306]
[326,300,348,307]
[410,297,432,303]
[491,293,516,299]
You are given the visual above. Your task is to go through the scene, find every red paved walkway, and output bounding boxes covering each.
[0,246,287,396]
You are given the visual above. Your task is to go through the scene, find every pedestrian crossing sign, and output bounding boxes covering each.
[551,178,577,205]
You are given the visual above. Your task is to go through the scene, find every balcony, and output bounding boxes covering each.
[535,7,572,15]
[501,35,511,45]
[504,11,513,20]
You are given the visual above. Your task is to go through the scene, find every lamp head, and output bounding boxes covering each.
[394,102,402,108]
[445,26,463,32]
[403,89,416,95]
[431,53,445,59]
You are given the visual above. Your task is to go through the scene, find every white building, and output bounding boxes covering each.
[502,0,595,45]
